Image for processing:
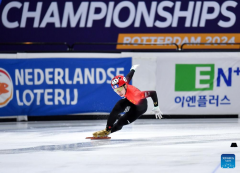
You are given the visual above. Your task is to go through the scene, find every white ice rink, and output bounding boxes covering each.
[0,118,239,173]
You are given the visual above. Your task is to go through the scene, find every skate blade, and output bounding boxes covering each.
[86,137,111,140]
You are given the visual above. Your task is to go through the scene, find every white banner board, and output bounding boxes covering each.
[156,52,240,115]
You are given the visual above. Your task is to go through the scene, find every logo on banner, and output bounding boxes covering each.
[174,63,240,108]
[0,68,13,107]
[175,64,214,91]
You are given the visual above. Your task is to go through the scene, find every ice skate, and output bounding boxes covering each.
[93,128,111,137]
[86,129,111,140]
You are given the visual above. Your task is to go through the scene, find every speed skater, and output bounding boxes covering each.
[93,64,163,137]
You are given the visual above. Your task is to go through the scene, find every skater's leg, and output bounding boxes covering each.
[106,99,131,129]
[93,99,132,137]
[111,99,148,133]
[111,113,132,133]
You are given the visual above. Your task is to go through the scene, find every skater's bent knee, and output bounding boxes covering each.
[117,118,130,126]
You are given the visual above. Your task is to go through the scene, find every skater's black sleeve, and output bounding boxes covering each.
[142,91,159,107]
[126,70,135,83]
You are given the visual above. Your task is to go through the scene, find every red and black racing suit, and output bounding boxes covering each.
[107,69,159,133]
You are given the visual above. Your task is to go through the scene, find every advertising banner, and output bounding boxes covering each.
[0,56,132,116]
[156,53,240,114]
[0,0,239,50]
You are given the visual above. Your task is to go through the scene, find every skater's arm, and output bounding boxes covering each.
[142,91,163,119]
[126,70,135,83]
[126,65,140,83]
[141,91,158,106]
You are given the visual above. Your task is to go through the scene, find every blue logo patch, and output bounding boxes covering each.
[221,154,235,168]
[0,0,2,5]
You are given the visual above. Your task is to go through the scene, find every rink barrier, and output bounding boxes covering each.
[1,52,240,119]
[0,114,238,122]
[27,114,238,121]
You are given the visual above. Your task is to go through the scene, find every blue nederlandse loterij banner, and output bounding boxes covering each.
[0,57,132,116]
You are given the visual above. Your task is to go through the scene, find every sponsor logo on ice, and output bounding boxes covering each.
[221,154,235,168]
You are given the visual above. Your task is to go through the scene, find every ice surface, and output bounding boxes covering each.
[0,118,239,173]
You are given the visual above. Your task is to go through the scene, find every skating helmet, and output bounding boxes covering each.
[111,75,127,89]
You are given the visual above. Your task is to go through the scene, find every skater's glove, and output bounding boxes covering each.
[152,106,163,119]
[130,64,139,71]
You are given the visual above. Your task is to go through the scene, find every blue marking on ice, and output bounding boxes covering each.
[212,163,221,173]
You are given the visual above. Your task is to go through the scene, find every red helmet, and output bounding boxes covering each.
[111,75,127,89]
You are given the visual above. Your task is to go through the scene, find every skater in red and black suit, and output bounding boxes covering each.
[93,65,163,137]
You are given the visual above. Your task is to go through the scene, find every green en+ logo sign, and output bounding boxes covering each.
[175,64,214,91]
